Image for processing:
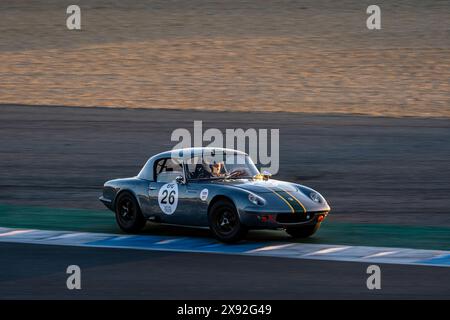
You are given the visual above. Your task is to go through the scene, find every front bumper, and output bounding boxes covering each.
[239,209,329,229]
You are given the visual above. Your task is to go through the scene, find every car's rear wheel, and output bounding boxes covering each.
[286,223,321,238]
[208,200,247,243]
[115,192,146,233]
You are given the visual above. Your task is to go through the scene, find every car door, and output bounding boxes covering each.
[148,157,190,225]
[181,159,212,226]
[179,180,209,226]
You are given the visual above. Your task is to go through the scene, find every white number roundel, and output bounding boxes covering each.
[158,183,178,215]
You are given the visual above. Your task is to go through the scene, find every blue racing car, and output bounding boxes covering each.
[100,147,330,242]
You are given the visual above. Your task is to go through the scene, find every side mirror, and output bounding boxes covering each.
[175,175,185,184]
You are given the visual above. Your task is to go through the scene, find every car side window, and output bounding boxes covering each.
[154,158,184,183]
[185,156,213,180]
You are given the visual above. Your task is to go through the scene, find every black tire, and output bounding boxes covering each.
[115,192,146,233]
[286,223,321,238]
[208,200,247,243]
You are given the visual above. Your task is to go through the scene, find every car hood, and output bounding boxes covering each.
[205,178,330,212]
[209,178,298,194]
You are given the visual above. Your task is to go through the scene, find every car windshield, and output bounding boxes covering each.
[184,153,259,181]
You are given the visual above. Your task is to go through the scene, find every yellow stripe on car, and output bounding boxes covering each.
[261,186,295,213]
[281,190,306,213]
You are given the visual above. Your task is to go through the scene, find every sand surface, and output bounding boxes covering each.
[1,0,449,117]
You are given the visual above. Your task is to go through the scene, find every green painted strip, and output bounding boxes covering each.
[0,204,118,233]
[0,203,449,250]
[280,223,450,251]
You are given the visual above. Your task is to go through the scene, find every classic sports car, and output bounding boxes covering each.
[100,147,330,243]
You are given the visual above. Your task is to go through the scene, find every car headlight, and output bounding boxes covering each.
[248,193,265,206]
[309,191,322,203]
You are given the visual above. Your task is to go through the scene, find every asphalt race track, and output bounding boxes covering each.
[0,105,449,299]
[0,242,449,299]
[1,104,449,226]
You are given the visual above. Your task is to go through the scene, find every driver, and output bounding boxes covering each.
[210,161,225,177]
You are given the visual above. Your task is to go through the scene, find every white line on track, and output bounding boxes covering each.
[250,243,295,252]
[363,251,398,259]
[155,238,183,245]
[0,229,33,237]
[305,246,350,256]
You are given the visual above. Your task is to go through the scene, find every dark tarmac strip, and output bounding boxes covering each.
[0,243,448,299]
[1,104,450,226]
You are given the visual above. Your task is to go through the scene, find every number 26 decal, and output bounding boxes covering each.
[160,189,176,205]
[158,183,178,215]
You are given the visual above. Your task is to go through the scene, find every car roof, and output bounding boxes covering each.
[137,147,247,180]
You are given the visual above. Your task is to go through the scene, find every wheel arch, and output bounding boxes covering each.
[207,195,236,215]
[113,188,141,211]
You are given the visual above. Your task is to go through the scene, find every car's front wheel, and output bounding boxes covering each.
[208,200,247,243]
[115,192,146,233]
[286,223,321,238]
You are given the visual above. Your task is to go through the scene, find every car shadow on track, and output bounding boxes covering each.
[138,222,326,245]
